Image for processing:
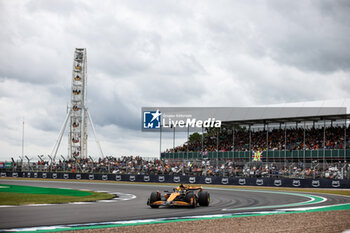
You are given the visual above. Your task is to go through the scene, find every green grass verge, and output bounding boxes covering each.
[0,184,93,196]
[0,184,114,205]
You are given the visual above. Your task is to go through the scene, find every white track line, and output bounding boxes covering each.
[278,202,350,211]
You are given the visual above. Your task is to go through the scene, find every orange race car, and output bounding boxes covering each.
[147,184,210,208]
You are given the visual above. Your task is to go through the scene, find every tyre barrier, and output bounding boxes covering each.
[2,172,350,189]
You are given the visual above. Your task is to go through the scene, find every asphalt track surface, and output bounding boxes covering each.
[0,179,350,229]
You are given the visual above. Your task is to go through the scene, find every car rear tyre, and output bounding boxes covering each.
[198,191,210,206]
[150,191,161,208]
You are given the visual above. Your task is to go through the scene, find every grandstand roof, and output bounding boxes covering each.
[222,113,350,126]
[221,99,350,126]
[259,98,350,112]
[145,99,350,130]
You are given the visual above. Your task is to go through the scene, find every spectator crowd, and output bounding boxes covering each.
[165,125,350,153]
[6,155,350,180]
[3,125,350,180]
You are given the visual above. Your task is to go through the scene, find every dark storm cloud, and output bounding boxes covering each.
[87,63,207,131]
[88,87,139,130]
[196,1,350,73]
[260,1,350,73]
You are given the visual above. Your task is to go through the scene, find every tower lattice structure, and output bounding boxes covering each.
[51,48,104,160]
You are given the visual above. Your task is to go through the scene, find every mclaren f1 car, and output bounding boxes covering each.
[147,184,210,208]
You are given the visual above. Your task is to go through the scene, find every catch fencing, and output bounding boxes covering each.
[1,172,349,189]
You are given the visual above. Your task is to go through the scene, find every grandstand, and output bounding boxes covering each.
[161,100,350,173]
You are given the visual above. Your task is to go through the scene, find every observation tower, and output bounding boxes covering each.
[51,48,103,160]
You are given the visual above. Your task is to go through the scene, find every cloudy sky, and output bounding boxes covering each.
[0,0,349,161]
